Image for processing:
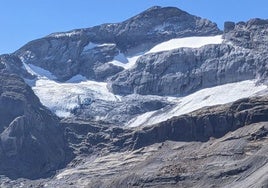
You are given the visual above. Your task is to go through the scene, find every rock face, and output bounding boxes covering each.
[62,95,268,154]
[0,54,35,79]
[14,6,221,81]
[8,95,267,187]
[224,21,235,33]
[108,19,268,96]
[0,73,72,179]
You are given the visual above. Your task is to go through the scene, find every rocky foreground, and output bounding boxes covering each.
[0,94,267,187]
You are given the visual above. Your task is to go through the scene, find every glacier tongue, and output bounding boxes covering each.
[127,80,268,127]
[32,79,120,117]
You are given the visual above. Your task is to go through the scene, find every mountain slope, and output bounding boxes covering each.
[14,6,221,82]
[0,73,72,179]
[6,95,267,187]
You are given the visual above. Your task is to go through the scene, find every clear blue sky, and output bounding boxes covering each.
[0,0,267,54]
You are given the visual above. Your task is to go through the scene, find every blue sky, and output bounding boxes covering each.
[0,0,267,54]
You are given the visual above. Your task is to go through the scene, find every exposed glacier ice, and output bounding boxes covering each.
[127,80,268,127]
[32,79,120,117]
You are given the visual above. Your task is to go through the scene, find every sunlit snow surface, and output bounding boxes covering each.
[127,80,268,127]
[147,35,223,53]
[108,53,142,69]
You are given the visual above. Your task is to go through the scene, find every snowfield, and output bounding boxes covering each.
[147,35,223,54]
[108,52,143,69]
[127,80,268,127]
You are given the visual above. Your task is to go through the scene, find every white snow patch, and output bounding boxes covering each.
[50,31,81,38]
[32,79,120,117]
[19,50,35,63]
[83,42,115,52]
[108,53,142,69]
[147,35,223,54]
[127,80,268,127]
[83,42,98,51]
[23,63,57,80]
[98,43,115,47]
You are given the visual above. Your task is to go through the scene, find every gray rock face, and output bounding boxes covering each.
[0,54,35,79]
[224,18,268,50]
[85,6,221,52]
[8,95,267,187]
[0,74,72,179]
[224,21,235,33]
[14,6,221,81]
[109,19,268,96]
[63,95,268,155]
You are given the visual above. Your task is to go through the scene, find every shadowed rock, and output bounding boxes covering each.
[0,73,73,179]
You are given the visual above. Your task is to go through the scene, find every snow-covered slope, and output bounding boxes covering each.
[23,63,57,80]
[147,35,223,54]
[108,53,142,69]
[127,80,268,127]
[21,62,120,117]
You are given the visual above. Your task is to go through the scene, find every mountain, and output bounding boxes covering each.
[0,6,267,188]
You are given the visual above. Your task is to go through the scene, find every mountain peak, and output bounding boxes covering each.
[145,5,162,11]
[129,6,190,22]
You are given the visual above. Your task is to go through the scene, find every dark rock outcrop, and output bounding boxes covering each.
[224,18,268,50]
[0,54,35,79]
[0,73,72,179]
[224,21,235,33]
